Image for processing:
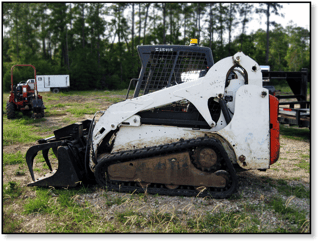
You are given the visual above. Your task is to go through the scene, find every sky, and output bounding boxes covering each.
[235,2,311,36]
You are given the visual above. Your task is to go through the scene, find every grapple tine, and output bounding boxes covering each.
[25,141,63,181]
[26,146,38,181]
[42,148,53,171]
[52,147,58,158]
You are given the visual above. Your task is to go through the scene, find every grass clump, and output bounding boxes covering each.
[3,181,23,201]
[267,196,309,233]
[3,151,25,165]
[24,189,51,214]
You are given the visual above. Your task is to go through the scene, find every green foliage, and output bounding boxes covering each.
[2,3,310,91]
[269,24,289,71]
[285,24,310,71]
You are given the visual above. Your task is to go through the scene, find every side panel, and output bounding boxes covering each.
[112,125,205,153]
[269,95,280,165]
[218,85,270,170]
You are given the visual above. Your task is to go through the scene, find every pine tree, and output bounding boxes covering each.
[239,3,254,51]
[256,3,284,63]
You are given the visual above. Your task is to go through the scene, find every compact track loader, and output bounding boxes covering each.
[26,42,280,198]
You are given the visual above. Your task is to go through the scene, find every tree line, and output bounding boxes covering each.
[2,2,310,91]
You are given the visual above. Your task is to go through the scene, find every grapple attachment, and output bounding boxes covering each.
[25,120,93,187]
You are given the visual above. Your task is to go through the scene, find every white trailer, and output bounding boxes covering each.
[33,75,70,93]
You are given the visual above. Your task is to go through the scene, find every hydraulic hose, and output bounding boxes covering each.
[219,98,231,124]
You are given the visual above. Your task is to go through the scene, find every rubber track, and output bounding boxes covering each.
[94,137,238,198]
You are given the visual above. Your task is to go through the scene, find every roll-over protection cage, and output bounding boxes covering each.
[129,45,214,98]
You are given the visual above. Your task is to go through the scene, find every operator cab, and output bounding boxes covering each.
[133,39,214,97]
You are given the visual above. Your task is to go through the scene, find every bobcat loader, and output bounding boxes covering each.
[25,41,280,198]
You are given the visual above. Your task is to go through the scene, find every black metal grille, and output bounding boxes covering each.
[139,50,209,95]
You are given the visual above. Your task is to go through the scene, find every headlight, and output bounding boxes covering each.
[23,87,27,93]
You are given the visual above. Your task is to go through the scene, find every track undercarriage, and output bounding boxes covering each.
[95,137,238,198]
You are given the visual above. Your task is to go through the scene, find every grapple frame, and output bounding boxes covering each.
[26,120,93,187]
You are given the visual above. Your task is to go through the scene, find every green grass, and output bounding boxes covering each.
[47,103,67,108]
[275,180,310,198]
[2,116,44,145]
[24,189,51,214]
[300,154,310,159]
[274,84,293,94]
[280,125,310,141]
[274,82,310,97]
[296,159,310,171]
[44,109,66,117]
[187,211,260,233]
[105,195,127,206]
[3,208,22,233]
[66,107,97,117]
[267,196,309,233]
[45,97,59,101]
[3,181,23,200]
[23,187,106,233]
[104,96,124,103]
[114,209,185,233]
[3,151,25,165]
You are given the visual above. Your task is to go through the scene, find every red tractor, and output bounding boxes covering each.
[6,64,45,119]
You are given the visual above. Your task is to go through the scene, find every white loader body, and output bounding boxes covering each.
[92,52,270,170]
